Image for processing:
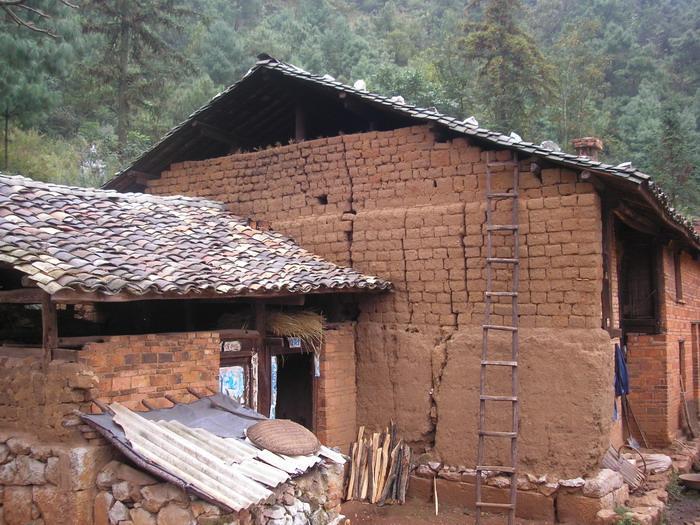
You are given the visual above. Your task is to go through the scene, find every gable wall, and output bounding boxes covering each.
[146,125,615,478]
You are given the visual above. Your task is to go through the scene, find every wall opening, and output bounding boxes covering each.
[616,221,661,334]
[274,352,314,430]
[674,250,684,302]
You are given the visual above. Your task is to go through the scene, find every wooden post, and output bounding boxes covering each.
[255,301,271,416]
[295,102,306,142]
[41,293,57,369]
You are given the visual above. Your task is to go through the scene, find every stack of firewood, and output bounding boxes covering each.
[344,422,412,505]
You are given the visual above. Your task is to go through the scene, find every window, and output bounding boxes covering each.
[674,250,684,302]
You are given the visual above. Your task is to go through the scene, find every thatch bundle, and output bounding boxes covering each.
[267,310,324,355]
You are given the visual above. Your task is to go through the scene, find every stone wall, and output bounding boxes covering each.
[0,431,113,525]
[0,356,97,440]
[145,125,615,477]
[94,458,344,525]
[410,464,629,524]
[79,331,220,411]
[316,323,357,452]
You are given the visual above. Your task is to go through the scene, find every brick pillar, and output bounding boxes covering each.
[626,333,675,445]
[316,322,357,453]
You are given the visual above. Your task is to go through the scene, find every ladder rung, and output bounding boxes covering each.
[480,395,517,402]
[481,360,518,367]
[486,257,519,264]
[485,291,517,297]
[483,324,518,332]
[480,431,517,438]
[488,224,519,231]
[476,465,516,474]
[476,502,515,509]
[487,192,518,199]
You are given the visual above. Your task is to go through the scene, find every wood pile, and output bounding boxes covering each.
[344,422,412,505]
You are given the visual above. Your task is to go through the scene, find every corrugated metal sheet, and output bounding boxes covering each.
[109,402,342,512]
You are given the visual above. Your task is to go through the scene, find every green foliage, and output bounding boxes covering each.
[459,0,555,136]
[614,506,641,525]
[0,127,115,187]
[666,471,683,501]
[81,0,198,157]
[2,0,698,215]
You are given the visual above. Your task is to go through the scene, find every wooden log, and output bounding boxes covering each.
[367,436,375,502]
[352,427,365,499]
[378,442,401,505]
[397,445,412,504]
[360,441,370,501]
[41,292,57,369]
[374,432,388,502]
[345,442,358,501]
[371,434,381,503]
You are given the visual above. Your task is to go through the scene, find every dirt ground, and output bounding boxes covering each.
[667,488,700,524]
[341,498,541,525]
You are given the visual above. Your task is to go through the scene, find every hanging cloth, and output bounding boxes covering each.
[614,343,630,396]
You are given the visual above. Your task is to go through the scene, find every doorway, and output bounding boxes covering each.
[274,352,315,430]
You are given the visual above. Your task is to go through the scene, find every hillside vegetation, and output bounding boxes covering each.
[1,0,698,213]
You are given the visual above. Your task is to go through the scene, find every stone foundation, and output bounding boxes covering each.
[94,459,344,525]
[409,463,629,524]
[0,432,113,525]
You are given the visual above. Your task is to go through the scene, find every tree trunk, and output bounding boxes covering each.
[116,15,131,160]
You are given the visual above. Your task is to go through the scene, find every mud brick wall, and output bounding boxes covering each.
[0,356,97,440]
[316,323,356,452]
[79,332,220,411]
[145,125,614,477]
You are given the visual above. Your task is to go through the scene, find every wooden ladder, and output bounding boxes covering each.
[475,151,521,525]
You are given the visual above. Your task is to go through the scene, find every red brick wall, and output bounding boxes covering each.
[624,246,700,445]
[316,323,356,452]
[80,332,220,411]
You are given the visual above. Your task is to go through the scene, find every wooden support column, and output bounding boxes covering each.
[255,301,271,416]
[295,102,306,142]
[601,199,615,333]
[41,293,57,369]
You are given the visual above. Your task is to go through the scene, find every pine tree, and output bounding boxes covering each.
[460,0,554,136]
[82,0,197,159]
[653,95,699,213]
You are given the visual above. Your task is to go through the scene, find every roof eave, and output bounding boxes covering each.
[46,283,392,304]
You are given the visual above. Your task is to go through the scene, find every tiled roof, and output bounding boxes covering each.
[0,174,391,298]
[107,56,699,248]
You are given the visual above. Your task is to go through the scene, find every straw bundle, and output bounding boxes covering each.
[267,311,324,355]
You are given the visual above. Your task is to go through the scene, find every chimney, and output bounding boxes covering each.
[572,137,604,161]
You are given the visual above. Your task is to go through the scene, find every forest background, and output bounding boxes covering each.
[1,0,698,214]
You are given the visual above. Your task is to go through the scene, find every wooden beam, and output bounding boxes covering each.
[0,288,43,304]
[192,120,239,146]
[132,170,159,186]
[41,292,57,368]
[255,301,271,416]
[49,286,380,304]
[295,102,306,141]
